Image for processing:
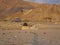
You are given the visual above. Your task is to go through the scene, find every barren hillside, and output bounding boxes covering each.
[0,0,39,18]
[0,0,60,22]
[7,4,60,22]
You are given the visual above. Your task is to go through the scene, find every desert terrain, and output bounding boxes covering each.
[0,21,60,45]
[0,0,60,45]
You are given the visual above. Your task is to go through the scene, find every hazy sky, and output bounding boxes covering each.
[24,0,60,4]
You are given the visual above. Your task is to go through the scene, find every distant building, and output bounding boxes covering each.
[23,23,28,26]
[21,23,30,30]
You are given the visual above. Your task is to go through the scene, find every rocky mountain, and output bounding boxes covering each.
[7,4,60,22]
[0,0,60,22]
[0,0,39,18]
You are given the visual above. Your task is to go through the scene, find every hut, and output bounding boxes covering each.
[23,23,28,26]
[21,23,30,30]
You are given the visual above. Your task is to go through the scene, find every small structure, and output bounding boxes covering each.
[21,23,30,30]
[23,23,28,26]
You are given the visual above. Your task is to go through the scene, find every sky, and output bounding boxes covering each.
[24,0,60,4]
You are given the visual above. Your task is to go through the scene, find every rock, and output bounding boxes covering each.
[21,26,30,30]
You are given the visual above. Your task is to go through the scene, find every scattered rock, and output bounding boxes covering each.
[25,31,27,33]
[14,36,17,38]
[18,32,20,33]
[43,32,46,34]
[3,33,5,35]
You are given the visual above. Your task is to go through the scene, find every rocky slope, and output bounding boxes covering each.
[0,0,60,22]
[0,0,39,18]
[7,4,60,22]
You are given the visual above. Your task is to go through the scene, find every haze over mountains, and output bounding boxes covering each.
[0,0,60,22]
